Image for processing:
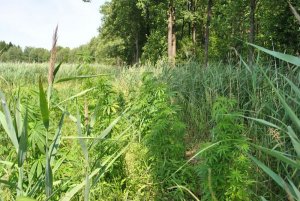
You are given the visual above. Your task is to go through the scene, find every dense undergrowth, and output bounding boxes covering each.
[1,47,300,200]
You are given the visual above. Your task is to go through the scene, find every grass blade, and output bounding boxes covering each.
[251,143,300,169]
[249,155,286,189]
[18,110,28,167]
[90,116,121,149]
[92,143,130,186]
[239,115,284,131]
[248,43,300,66]
[61,144,129,201]
[90,110,128,149]
[172,142,221,176]
[0,179,17,188]
[61,167,100,201]
[39,78,49,130]
[49,113,65,164]
[0,160,13,166]
[56,87,95,106]
[55,74,108,83]
[76,108,89,162]
[17,167,24,196]
[45,157,53,198]
[53,61,63,80]
[168,184,200,201]
[288,179,300,200]
[16,196,37,201]
[0,112,10,140]
[76,108,89,201]
[0,92,18,151]
[289,2,300,24]
[287,126,300,157]
[15,94,22,138]
[260,69,300,131]
[283,75,300,100]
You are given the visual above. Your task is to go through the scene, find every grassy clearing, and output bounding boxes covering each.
[0,47,300,201]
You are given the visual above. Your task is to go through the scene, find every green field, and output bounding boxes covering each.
[1,0,300,200]
[1,48,300,201]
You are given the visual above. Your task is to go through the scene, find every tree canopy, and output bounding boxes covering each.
[88,0,300,65]
[1,0,299,65]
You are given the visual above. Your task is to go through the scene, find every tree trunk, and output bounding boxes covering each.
[181,18,185,39]
[205,0,212,67]
[135,33,139,64]
[191,0,196,54]
[146,5,150,36]
[249,0,256,66]
[168,1,176,65]
[192,24,196,44]
[172,32,176,60]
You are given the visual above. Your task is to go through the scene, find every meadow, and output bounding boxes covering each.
[0,47,300,201]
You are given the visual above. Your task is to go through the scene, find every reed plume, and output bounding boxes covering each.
[48,25,58,85]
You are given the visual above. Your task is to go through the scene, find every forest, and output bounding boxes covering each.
[0,0,300,200]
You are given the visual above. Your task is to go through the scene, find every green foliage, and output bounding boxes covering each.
[123,72,199,200]
[197,97,253,201]
[141,31,167,63]
[2,44,300,200]
[245,44,300,201]
[87,0,298,65]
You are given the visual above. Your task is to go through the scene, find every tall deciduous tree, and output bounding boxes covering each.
[204,0,212,67]
[168,0,176,65]
[84,0,300,65]
[249,0,256,65]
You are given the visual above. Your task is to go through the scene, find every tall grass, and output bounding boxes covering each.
[165,48,300,200]
[1,44,299,200]
[0,62,119,86]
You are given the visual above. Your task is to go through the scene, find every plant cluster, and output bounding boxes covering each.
[197,97,253,200]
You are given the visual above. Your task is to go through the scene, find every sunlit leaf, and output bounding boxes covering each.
[39,78,49,130]
[18,110,28,167]
[0,92,18,151]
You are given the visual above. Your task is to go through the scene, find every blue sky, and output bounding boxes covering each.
[0,0,107,49]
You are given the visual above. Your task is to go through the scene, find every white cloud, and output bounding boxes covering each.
[0,0,106,49]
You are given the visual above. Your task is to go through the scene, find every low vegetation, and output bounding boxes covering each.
[1,1,300,200]
[0,44,300,200]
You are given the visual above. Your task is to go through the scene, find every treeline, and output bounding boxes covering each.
[86,0,300,65]
[0,41,92,63]
[2,1,299,65]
